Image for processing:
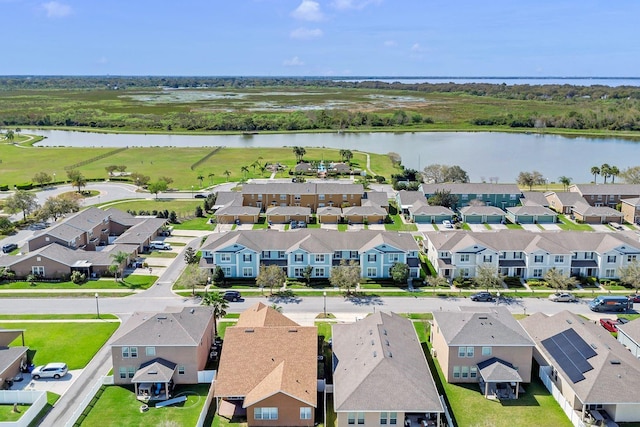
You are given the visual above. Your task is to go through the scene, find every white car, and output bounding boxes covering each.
[31,362,68,379]
[442,220,453,229]
[548,292,578,303]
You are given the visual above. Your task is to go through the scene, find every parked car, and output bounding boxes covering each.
[600,318,619,333]
[629,294,640,304]
[31,362,68,380]
[442,220,453,229]
[297,221,307,228]
[548,292,578,303]
[194,194,206,199]
[223,290,242,302]
[290,221,297,229]
[470,292,494,302]
[149,241,172,250]
[2,243,18,253]
[617,317,630,325]
[609,222,623,230]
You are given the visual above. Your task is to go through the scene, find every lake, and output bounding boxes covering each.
[28,129,640,184]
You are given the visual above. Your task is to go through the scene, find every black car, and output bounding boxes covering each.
[470,291,494,302]
[2,243,18,253]
[223,290,242,302]
[194,194,206,199]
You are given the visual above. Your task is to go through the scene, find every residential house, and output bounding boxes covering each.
[214,303,317,426]
[458,206,505,224]
[431,307,534,398]
[420,183,522,209]
[505,205,557,224]
[265,206,311,224]
[316,206,342,224]
[363,191,390,212]
[111,306,214,399]
[521,310,640,423]
[571,201,623,224]
[545,191,586,214]
[199,229,421,280]
[423,230,640,280]
[621,198,640,225]
[408,202,454,224]
[213,192,261,224]
[241,183,363,212]
[332,312,444,427]
[0,329,28,390]
[569,184,640,207]
[395,190,429,214]
[342,205,386,224]
[617,318,640,358]
[519,191,550,207]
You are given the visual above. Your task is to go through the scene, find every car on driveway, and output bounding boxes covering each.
[548,292,578,303]
[600,318,619,333]
[617,317,630,325]
[223,290,242,302]
[470,292,494,302]
[31,362,68,380]
[2,243,18,253]
[629,294,640,304]
[442,220,453,229]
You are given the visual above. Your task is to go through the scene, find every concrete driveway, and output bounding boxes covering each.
[468,224,488,232]
[539,224,561,231]
[320,223,339,230]
[488,224,507,230]
[9,369,83,396]
[521,224,541,232]
[591,224,614,232]
[368,224,385,231]
[416,224,436,232]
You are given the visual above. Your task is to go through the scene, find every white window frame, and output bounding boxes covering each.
[554,255,564,263]
[130,347,138,358]
[482,346,492,356]
[220,253,231,262]
[462,366,469,378]
[470,366,478,378]
[388,253,400,263]
[300,407,312,420]
[119,367,127,379]
[607,255,616,263]
[243,253,252,262]
[315,254,326,263]
[294,253,304,262]
[178,365,185,375]
[32,266,45,276]
[534,255,544,263]
[453,366,460,378]
[314,267,325,277]
[122,347,130,358]
[255,407,278,420]
[146,347,156,356]
[460,254,470,262]
[533,268,543,278]
[367,267,376,277]
[243,267,253,277]
[368,253,377,262]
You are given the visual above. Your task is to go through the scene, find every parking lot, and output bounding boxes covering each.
[8,369,83,396]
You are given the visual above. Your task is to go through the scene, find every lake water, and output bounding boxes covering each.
[335,77,640,87]
[28,129,640,183]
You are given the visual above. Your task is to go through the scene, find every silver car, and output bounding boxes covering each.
[31,362,68,379]
[548,292,577,303]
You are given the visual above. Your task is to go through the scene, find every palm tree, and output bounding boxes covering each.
[250,159,261,172]
[558,176,572,191]
[110,250,129,282]
[601,163,611,184]
[292,146,306,163]
[196,173,204,187]
[590,166,600,184]
[202,291,229,338]
[223,170,231,181]
[5,130,14,142]
[610,165,620,183]
[208,173,215,185]
[259,165,267,176]
[241,165,249,179]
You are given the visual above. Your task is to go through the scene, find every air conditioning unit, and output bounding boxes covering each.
[431,348,437,358]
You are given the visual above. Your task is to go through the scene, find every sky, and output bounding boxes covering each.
[2,0,639,76]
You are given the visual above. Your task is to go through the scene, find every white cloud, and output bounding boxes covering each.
[41,1,72,18]
[291,0,323,21]
[290,27,323,40]
[283,56,305,67]
[331,0,381,10]
[383,40,396,47]
[411,43,423,52]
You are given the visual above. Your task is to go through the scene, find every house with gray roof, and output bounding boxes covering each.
[408,201,454,224]
[420,183,522,210]
[616,318,640,359]
[569,183,640,207]
[332,312,444,427]
[395,190,429,213]
[0,329,28,391]
[519,191,550,207]
[458,205,505,224]
[265,206,311,224]
[241,182,363,212]
[342,204,387,224]
[363,191,389,212]
[571,201,623,224]
[200,229,420,280]
[316,206,342,224]
[111,306,214,399]
[545,191,586,214]
[432,307,534,399]
[521,310,640,423]
[505,205,557,224]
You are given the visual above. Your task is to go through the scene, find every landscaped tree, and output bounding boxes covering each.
[621,166,640,184]
[427,189,459,208]
[212,266,225,286]
[390,262,410,284]
[208,173,215,185]
[201,291,229,337]
[116,165,127,173]
[444,165,470,183]
[110,250,130,282]
[147,180,168,200]
[302,265,313,284]
[330,259,360,295]
[601,163,611,184]
[37,194,81,221]
[474,263,504,291]
[182,264,209,296]
[292,146,306,163]
[340,149,354,164]
[422,164,446,184]
[159,176,174,186]
[517,171,545,191]
[426,275,450,289]
[590,166,601,184]
[618,261,640,293]
[256,264,287,295]
[610,165,620,184]
[4,190,39,220]
[197,173,204,187]
[0,217,15,235]
[66,169,87,193]
[32,172,53,188]
[240,165,249,179]
[184,246,198,265]
[5,130,14,142]
[130,172,150,187]
[544,267,579,290]
[223,170,231,181]
[558,176,572,191]
[105,165,118,176]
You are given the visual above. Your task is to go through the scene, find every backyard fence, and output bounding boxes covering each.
[0,390,47,427]
[195,382,216,427]
[539,366,586,427]
[65,375,112,427]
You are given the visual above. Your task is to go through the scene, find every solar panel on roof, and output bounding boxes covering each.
[541,328,597,384]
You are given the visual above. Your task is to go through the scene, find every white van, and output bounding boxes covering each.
[149,241,171,250]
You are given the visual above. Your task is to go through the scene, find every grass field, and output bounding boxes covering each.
[3,321,118,369]
[0,144,400,190]
[0,276,156,290]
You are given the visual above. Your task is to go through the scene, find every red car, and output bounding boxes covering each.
[600,318,619,332]
[629,294,640,304]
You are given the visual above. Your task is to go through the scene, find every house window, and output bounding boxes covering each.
[499,252,506,259]
[243,253,252,262]
[381,412,388,425]
[278,251,285,259]
[461,194,468,200]
[315,254,326,263]
[483,255,492,263]
[458,347,466,357]
[515,252,523,259]
[460,254,470,262]
[145,347,156,356]
[389,412,397,425]
[470,367,478,378]
[255,407,278,420]
[607,255,616,263]
[220,254,231,262]
[315,267,325,277]
[300,407,312,420]
[295,254,304,262]
[461,268,470,278]
[388,253,400,262]
[466,346,474,357]
[348,413,356,425]
[128,367,135,378]
[572,253,577,260]
[294,194,301,201]
[534,255,544,263]
[222,267,232,276]
[333,251,342,259]
[32,266,45,276]
[130,347,138,358]
[605,269,616,277]
[358,413,365,425]
[122,347,130,358]
[462,366,469,378]
[554,255,564,263]
[482,346,492,356]
[368,254,377,262]
[367,267,376,277]
[178,366,185,375]
[261,251,270,259]
[453,366,460,378]
[280,194,287,201]
[257,194,262,200]
[350,251,359,259]
[628,255,637,262]
[343,194,348,201]
[243,267,253,277]
[119,367,127,379]
[533,268,543,278]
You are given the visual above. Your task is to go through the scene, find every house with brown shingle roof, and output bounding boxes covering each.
[214,303,317,426]
[569,184,640,207]
[621,198,640,225]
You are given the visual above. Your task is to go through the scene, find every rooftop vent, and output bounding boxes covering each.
[566,319,573,324]
[385,340,390,346]
[371,340,375,346]
[590,343,597,350]
[157,316,167,320]
[190,308,195,314]
[369,329,373,335]
[245,329,255,333]
[611,360,621,365]
[373,351,377,358]
[479,316,488,320]
[288,329,298,333]
[388,351,393,358]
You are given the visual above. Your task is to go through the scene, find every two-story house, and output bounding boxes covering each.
[241,183,364,212]
[420,183,522,210]
[569,184,640,207]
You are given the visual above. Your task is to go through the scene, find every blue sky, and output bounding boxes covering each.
[2,0,639,76]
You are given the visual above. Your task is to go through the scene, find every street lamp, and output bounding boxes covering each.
[191,185,194,198]
[95,293,100,319]
[52,172,56,187]
[323,291,327,318]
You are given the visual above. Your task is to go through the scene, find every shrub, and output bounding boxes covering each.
[0,185,9,191]
[15,182,33,190]
[70,271,87,284]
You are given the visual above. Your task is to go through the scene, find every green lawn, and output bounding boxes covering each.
[3,322,119,369]
[172,217,214,230]
[0,403,30,422]
[557,215,594,231]
[0,276,156,290]
[101,199,203,219]
[0,314,118,320]
[384,214,418,232]
[337,223,348,231]
[146,251,177,258]
[78,384,211,427]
